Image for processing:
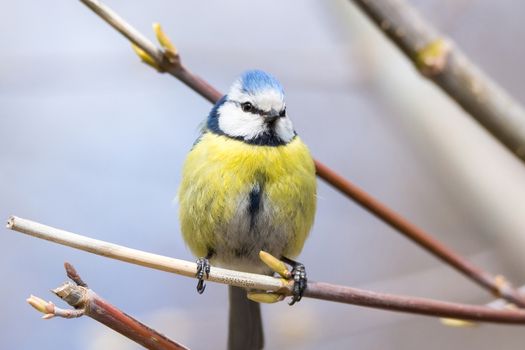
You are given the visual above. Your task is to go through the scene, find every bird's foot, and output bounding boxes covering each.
[195,257,211,294]
[281,256,307,305]
[289,262,307,305]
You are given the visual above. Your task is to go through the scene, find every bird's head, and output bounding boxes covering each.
[207,70,295,146]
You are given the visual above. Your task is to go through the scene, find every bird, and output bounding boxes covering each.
[178,69,317,349]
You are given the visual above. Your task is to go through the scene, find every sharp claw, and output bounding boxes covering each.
[286,261,307,306]
[196,257,211,294]
[196,279,206,294]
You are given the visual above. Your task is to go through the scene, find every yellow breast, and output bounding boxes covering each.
[178,132,316,262]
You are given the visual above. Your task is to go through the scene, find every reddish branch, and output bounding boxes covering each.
[306,282,525,324]
[314,163,525,307]
[78,0,525,307]
[42,263,189,350]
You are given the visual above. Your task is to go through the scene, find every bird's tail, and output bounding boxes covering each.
[228,286,264,350]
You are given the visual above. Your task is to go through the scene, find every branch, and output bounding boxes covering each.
[8,215,525,324]
[77,0,525,308]
[27,263,189,350]
[350,0,525,160]
[80,0,220,103]
[312,163,525,308]
[8,216,284,292]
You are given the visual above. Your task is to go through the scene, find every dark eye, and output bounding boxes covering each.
[279,108,286,117]
[241,102,254,112]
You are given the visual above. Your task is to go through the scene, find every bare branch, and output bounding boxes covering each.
[7,216,285,292]
[80,0,221,103]
[314,163,525,308]
[76,0,525,308]
[28,264,189,350]
[8,215,525,324]
[350,0,525,160]
[81,0,163,63]
[305,282,525,324]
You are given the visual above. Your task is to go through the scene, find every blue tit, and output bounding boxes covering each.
[178,70,316,349]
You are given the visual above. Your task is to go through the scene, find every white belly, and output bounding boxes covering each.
[211,185,291,274]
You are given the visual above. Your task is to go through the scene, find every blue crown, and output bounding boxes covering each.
[239,70,285,96]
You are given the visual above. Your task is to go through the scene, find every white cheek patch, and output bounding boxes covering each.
[274,116,295,142]
[218,102,267,140]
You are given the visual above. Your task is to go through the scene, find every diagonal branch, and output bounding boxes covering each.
[77,0,525,307]
[350,0,525,160]
[28,262,189,350]
[80,0,220,103]
[7,215,525,324]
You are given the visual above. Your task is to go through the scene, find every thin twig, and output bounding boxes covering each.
[80,0,220,103]
[350,0,525,159]
[8,215,525,324]
[305,282,525,324]
[314,163,525,307]
[8,216,284,292]
[28,263,189,350]
[27,294,85,320]
[77,0,525,308]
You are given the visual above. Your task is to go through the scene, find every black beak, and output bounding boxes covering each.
[265,113,282,125]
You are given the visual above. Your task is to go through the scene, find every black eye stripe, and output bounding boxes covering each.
[235,102,286,118]
[251,106,267,116]
[236,102,268,116]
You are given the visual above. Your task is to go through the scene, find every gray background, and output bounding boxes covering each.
[2,1,525,349]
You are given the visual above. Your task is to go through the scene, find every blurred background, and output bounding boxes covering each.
[2,0,525,349]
